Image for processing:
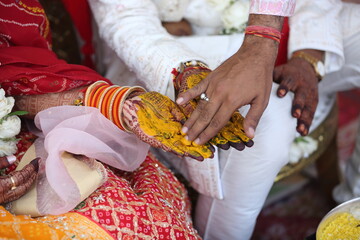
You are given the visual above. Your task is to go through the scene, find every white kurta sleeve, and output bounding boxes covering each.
[250,0,296,16]
[88,0,206,95]
[152,0,190,22]
[288,0,344,74]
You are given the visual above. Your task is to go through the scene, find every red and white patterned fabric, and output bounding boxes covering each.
[74,154,200,239]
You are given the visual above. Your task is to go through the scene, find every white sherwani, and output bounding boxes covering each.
[88,0,360,239]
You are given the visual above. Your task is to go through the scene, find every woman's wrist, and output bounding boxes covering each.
[14,87,86,118]
[84,81,146,132]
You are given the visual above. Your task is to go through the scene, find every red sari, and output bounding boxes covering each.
[0,1,200,239]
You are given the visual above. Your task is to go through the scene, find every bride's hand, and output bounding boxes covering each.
[122,92,214,161]
[0,157,39,204]
[174,66,254,150]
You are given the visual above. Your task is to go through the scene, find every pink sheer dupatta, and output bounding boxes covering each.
[32,106,149,215]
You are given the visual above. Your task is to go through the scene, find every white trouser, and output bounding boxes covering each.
[195,85,296,240]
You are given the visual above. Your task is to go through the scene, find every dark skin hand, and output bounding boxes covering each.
[274,49,324,136]
[0,157,40,204]
[177,14,283,145]
[0,156,14,169]
[162,19,192,36]
[342,0,360,3]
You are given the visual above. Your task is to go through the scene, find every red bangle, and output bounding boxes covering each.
[245,25,281,43]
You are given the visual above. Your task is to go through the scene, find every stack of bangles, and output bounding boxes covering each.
[84,81,146,132]
[244,25,281,43]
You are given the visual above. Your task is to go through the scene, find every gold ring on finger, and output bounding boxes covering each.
[10,176,17,190]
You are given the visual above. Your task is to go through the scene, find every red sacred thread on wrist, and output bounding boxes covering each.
[245,25,281,43]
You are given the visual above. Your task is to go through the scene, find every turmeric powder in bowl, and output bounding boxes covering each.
[317,203,360,240]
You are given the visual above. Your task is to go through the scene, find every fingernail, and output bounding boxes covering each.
[7,155,16,165]
[278,89,286,97]
[185,135,189,141]
[30,157,41,172]
[181,127,188,134]
[176,97,184,105]
[247,127,255,138]
[298,124,305,132]
[244,140,254,148]
[293,109,301,118]
[194,138,201,145]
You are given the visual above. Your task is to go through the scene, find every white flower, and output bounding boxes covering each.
[297,136,318,158]
[0,89,15,119]
[0,115,21,138]
[221,1,249,31]
[207,0,232,12]
[0,139,18,157]
[289,136,318,164]
[289,142,303,164]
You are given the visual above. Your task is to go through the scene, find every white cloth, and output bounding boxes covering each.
[288,0,344,74]
[330,3,360,203]
[333,117,360,203]
[89,0,206,95]
[319,3,360,94]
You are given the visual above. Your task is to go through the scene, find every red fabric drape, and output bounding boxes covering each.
[0,0,109,96]
[61,0,95,69]
[275,17,289,66]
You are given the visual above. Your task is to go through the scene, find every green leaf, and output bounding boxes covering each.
[294,137,309,144]
[7,111,28,116]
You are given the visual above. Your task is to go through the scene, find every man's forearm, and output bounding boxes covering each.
[248,14,283,31]
[239,14,284,67]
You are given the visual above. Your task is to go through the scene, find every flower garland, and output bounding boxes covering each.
[289,136,318,164]
[207,0,250,34]
[0,88,27,157]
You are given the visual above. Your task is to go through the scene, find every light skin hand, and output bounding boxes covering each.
[274,49,324,136]
[176,14,283,145]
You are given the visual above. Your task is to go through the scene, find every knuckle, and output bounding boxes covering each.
[209,117,222,130]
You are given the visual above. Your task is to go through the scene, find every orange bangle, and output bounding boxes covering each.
[108,87,123,125]
[90,84,109,108]
[112,87,129,130]
[84,81,109,107]
[99,86,118,118]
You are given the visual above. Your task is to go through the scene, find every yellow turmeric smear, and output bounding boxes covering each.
[231,112,251,142]
[137,93,213,159]
[317,212,360,240]
[186,71,209,90]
